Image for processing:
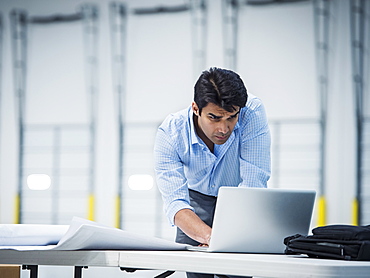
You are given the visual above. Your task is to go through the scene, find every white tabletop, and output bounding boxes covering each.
[118,251,370,278]
[1,249,370,278]
[0,249,120,267]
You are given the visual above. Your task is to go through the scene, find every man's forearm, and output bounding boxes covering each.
[174,209,212,245]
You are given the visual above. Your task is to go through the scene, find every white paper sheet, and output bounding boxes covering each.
[0,217,188,251]
[0,224,69,246]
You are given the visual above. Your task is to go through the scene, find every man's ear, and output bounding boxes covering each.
[192,102,199,116]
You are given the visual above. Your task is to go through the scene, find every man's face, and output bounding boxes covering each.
[192,102,240,145]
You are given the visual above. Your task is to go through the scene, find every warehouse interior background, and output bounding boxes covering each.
[0,0,369,277]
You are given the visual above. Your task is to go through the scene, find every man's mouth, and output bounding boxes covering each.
[215,134,228,141]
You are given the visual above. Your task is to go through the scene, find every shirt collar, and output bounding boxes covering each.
[189,107,200,145]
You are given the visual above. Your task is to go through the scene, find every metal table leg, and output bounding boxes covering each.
[154,270,175,278]
[22,265,38,278]
[75,266,88,278]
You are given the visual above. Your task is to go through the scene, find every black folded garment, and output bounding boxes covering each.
[284,224,370,261]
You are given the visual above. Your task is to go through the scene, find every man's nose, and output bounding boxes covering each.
[217,121,229,134]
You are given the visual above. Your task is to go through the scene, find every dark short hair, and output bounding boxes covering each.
[194,67,248,115]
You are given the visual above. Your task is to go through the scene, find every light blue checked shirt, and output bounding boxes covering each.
[154,94,271,225]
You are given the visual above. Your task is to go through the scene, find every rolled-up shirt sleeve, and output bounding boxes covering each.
[154,126,193,225]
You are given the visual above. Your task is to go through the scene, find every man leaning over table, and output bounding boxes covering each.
[154,67,271,278]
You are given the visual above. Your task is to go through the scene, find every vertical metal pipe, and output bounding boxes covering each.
[313,0,330,226]
[81,4,99,221]
[272,123,281,188]
[10,9,28,224]
[221,0,238,70]
[190,0,207,78]
[109,2,127,229]
[51,126,61,224]
[350,0,365,225]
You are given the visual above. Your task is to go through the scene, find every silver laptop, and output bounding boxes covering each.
[187,187,316,253]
